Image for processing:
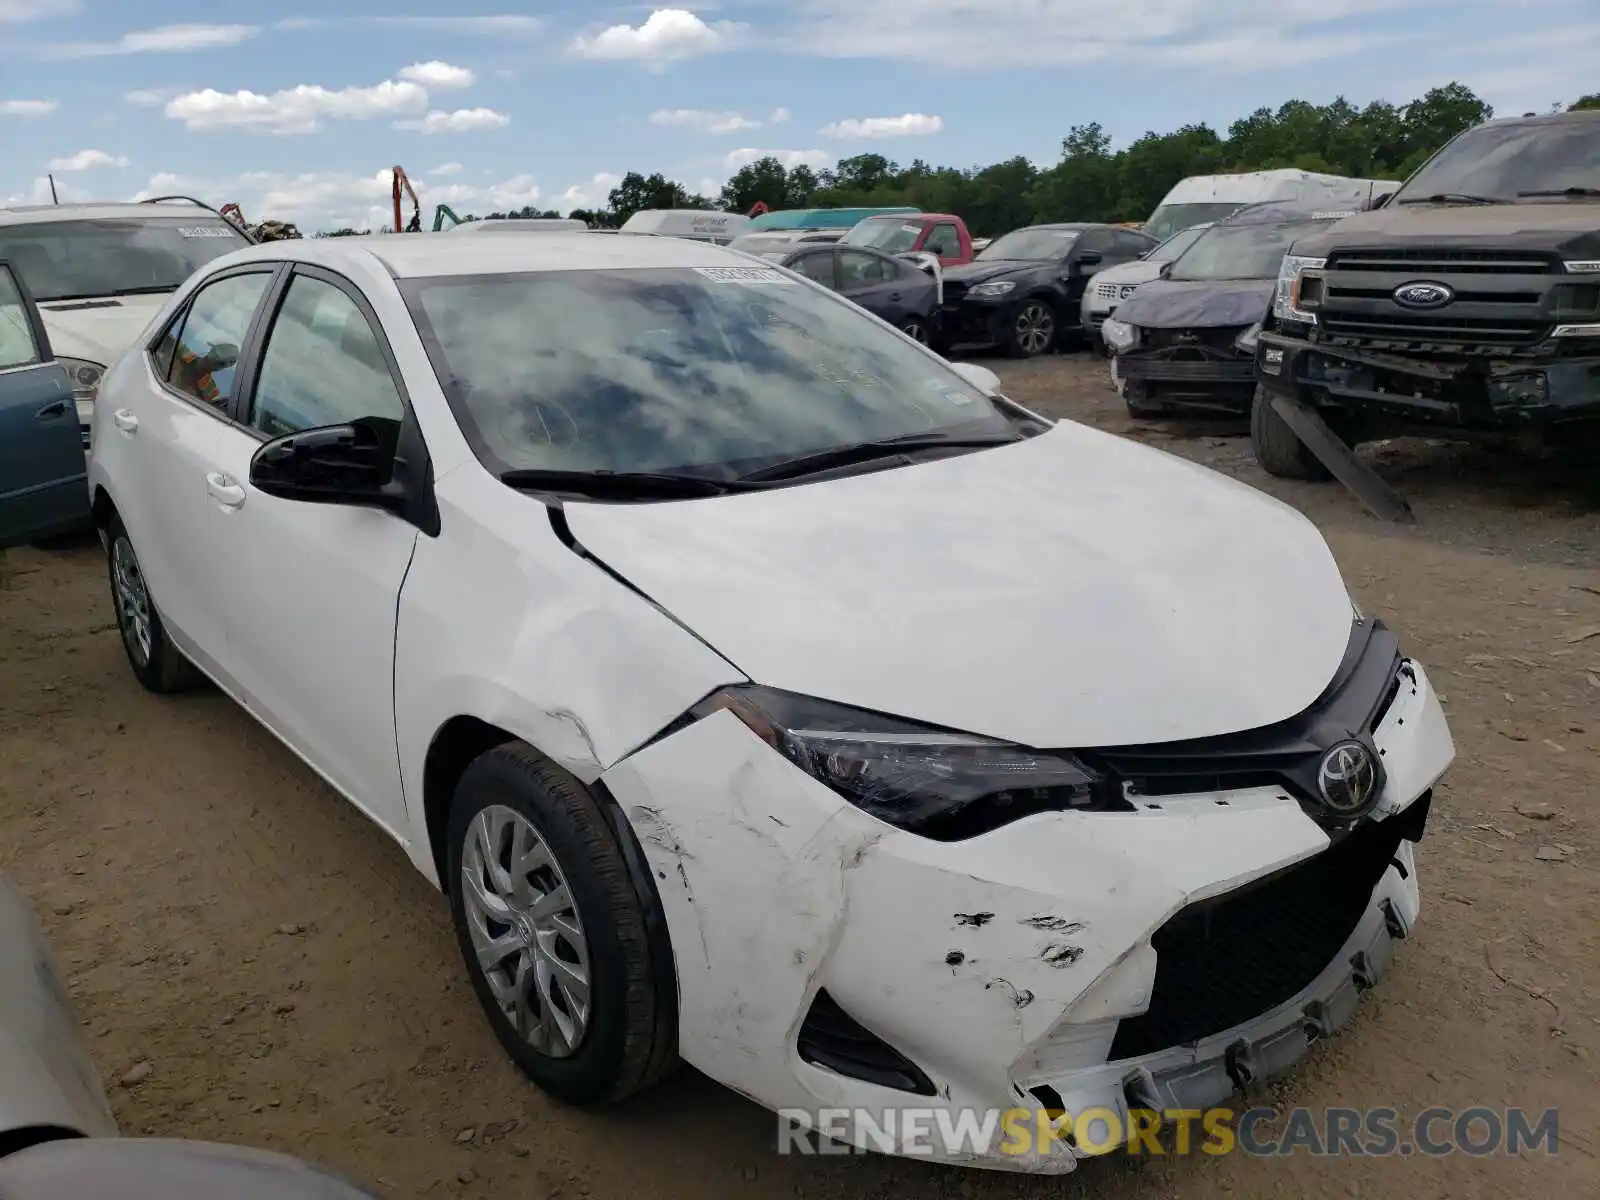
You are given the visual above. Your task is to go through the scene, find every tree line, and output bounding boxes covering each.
[321,86,1598,237]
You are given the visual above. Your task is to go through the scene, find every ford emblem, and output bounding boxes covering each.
[1393,281,1454,309]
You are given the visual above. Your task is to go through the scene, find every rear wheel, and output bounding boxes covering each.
[899,316,931,345]
[447,743,678,1106]
[106,515,201,693]
[1006,300,1056,358]
[1250,384,1332,480]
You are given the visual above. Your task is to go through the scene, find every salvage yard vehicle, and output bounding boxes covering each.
[0,874,382,1197]
[839,212,977,267]
[777,241,941,343]
[1252,108,1600,490]
[727,228,846,257]
[85,231,1453,1173]
[940,223,1157,357]
[1080,222,1212,351]
[448,217,589,234]
[1104,202,1364,418]
[1143,168,1398,243]
[748,205,919,233]
[0,202,251,448]
[618,209,751,244]
[0,262,90,548]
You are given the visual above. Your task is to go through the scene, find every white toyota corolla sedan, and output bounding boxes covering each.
[86,233,1453,1172]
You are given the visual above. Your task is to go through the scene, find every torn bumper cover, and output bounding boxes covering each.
[601,650,1453,1172]
[1114,335,1258,413]
[1255,329,1600,428]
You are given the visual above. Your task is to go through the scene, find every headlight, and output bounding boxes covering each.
[1101,317,1138,353]
[968,281,1016,298]
[693,686,1128,840]
[1235,321,1262,353]
[1273,254,1325,324]
[58,357,105,405]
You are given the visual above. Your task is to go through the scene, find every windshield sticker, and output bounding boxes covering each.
[694,266,797,285]
[902,224,923,234]
[177,226,236,238]
[1311,210,1360,219]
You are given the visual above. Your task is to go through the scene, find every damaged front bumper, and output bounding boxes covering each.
[1255,330,1600,429]
[601,656,1454,1173]
[1114,334,1258,414]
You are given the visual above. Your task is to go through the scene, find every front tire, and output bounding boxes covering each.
[446,743,677,1106]
[1250,384,1332,480]
[899,315,931,346]
[1005,299,1056,358]
[106,515,200,693]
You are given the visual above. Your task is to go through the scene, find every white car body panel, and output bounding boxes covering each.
[84,231,1456,1172]
[565,420,1353,748]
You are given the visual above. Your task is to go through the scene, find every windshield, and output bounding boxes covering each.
[976,228,1079,261]
[0,216,249,303]
[1395,119,1600,203]
[1142,202,1246,243]
[402,266,1017,478]
[843,219,924,253]
[1146,223,1209,263]
[1167,220,1330,281]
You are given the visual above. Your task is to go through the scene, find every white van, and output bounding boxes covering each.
[618,209,751,245]
[1143,169,1399,242]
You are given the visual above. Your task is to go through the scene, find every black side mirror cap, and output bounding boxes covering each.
[249,419,406,513]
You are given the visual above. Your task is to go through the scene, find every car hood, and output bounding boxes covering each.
[1291,200,1600,259]
[1093,260,1166,287]
[1113,278,1276,331]
[37,294,171,365]
[943,260,1050,287]
[563,422,1354,749]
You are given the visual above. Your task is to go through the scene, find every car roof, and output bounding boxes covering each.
[227,231,761,279]
[0,201,224,226]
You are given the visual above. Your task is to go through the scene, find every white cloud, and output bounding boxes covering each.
[40,22,259,59]
[165,80,429,135]
[0,1,77,22]
[554,172,624,213]
[5,174,89,206]
[568,8,743,66]
[124,88,175,106]
[396,108,511,134]
[430,162,466,175]
[398,60,476,89]
[722,147,833,173]
[649,108,760,134]
[47,148,129,171]
[819,112,943,138]
[0,98,57,116]
[769,107,792,124]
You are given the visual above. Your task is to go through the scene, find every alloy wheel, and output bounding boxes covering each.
[460,804,592,1057]
[1015,303,1055,355]
[111,536,153,668]
[902,319,930,345]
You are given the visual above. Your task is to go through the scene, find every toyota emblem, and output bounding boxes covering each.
[1317,740,1381,815]
[1393,281,1454,309]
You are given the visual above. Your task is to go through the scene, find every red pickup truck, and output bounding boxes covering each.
[838,213,976,266]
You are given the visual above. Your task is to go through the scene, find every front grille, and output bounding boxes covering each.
[1144,327,1244,352]
[1107,795,1427,1061]
[797,990,936,1095]
[1327,247,1560,275]
[1318,312,1551,348]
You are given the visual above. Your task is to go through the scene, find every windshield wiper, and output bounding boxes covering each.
[1396,192,1508,206]
[735,431,1025,484]
[498,467,751,499]
[1516,186,1600,199]
[108,285,179,296]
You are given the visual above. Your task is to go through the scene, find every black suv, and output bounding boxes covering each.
[1250,109,1599,478]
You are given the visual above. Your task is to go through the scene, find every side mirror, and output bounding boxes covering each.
[1158,260,1174,277]
[210,342,240,370]
[249,419,407,514]
[949,361,1001,395]
[1371,191,1394,209]
[1075,250,1103,268]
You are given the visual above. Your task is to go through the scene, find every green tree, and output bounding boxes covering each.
[605,172,712,223]
[1570,93,1600,111]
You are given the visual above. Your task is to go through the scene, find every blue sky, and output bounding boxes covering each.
[1,1,1595,232]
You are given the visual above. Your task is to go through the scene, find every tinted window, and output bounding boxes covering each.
[1145,224,1208,263]
[0,216,249,303]
[403,266,1012,478]
[924,223,961,257]
[788,251,835,287]
[1114,230,1157,257]
[977,227,1080,261]
[1395,119,1600,203]
[161,272,271,409]
[251,274,406,438]
[1167,220,1330,282]
[839,250,895,287]
[0,267,41,370]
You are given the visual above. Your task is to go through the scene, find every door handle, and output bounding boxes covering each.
[35,399,69,421]
[112,409,138,435]
[205,471,246,510]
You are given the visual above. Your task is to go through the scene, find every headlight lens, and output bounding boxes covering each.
[1102,317,1138,352]
[1235,321,1262,353]
[58,357,105,405]
[1273,254,1325,324]
[693,686,1128,839]
[968,280,1016,298]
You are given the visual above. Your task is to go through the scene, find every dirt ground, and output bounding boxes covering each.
[1,354,1596,1200]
